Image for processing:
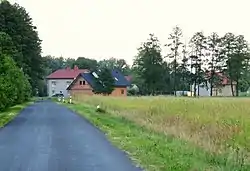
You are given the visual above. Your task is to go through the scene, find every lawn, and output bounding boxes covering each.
[62,95,250,171]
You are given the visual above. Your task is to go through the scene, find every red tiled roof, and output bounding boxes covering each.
[205,71,231,85]
[47,66,89,79]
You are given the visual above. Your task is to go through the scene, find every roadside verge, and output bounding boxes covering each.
[0,101,34,128]
[60,102,250,171]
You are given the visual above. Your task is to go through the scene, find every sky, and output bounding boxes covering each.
[9,0,250,65]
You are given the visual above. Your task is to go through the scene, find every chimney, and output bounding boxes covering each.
[74,65,78,71]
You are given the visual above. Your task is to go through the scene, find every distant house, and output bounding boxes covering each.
[190,72,236,97]
[46,65,88,97]
[66,69,130,97]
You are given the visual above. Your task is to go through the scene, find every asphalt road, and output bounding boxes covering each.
[0,101,142,171]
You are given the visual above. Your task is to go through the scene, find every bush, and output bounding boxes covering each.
[0,31,32,111]
[0,54,31,111]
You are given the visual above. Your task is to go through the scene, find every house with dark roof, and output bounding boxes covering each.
[66,69,130,97]
[46,65,89,97]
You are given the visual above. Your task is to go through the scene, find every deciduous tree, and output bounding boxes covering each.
[92,68,115,95]
[0,1,43,94]
[221,33,249,96]
[0,32,31,111]
[133,34,164,95]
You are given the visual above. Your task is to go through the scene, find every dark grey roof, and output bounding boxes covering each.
[81,72,96,88]
[111,69,130,87]
[81,69,130,88]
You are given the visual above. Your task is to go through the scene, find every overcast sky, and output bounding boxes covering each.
[9,0,250,65]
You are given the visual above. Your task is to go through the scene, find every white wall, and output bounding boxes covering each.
[47,79,73,97]
[191,83,211,97]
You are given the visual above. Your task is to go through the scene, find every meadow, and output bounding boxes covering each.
[65,95,250,170]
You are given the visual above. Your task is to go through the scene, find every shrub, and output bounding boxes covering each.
[0,52,31,111]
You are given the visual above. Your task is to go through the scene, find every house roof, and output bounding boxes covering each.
[111,69,131,87]
[67,69,130,90]
[205,71,233,85]
[46,66,89,79]
[81,72,96,88]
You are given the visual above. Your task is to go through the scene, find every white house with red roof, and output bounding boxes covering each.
[46,65,89,97]
[190,72,236,96]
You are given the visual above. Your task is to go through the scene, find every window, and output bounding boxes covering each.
[80,80,86,85]
[121,89,124,94]
[51,81,56,87]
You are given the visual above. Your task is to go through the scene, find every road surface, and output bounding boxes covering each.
[0,100,142,171]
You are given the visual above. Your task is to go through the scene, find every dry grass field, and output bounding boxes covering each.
[64,95,250,170]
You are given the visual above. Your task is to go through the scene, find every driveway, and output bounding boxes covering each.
[0,101,142,171]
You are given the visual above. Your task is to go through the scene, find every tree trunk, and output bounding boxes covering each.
[230,80,235,96]
[210,68,214,97]
[194,80,197,97]
[236,79,239,97]
[174,59,177,97]
[197,85,200,96]
[210,83,213,97]
[182,75,185,96]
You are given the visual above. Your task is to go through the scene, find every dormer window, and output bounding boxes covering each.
[80,80,86,85]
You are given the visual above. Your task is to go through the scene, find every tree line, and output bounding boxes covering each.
[0,1,43,111]
[1,0,250,104]
[43,27,250,97]
[133,28,250,97]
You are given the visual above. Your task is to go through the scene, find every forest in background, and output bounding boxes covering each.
[1,0,250,108]
[43,30,250,97]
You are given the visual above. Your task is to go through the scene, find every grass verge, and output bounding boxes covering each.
[0,101,34,128]
[61,101,250,171]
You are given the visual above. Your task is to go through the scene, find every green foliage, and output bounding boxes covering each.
[133,34,165,95]
[40,25,250,97]
[0,31,31,111]
[0,1,43,94]
[92,68,115,95]
[166,26,184,96]
[74,57,98,71]
[220,33,249,96]
[0,53,31,111]
[189,32,207,96]
[0,102,33,128]
[98,57,130,75]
